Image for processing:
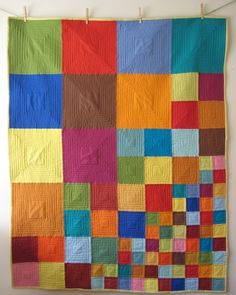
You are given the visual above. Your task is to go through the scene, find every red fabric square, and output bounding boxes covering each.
[201,212,213,225]
[199,278,212,290]
[118,251,132,264]
[146,185,172,212]
[187,225,200,238]
[185,265,199,278]
[91,184,117,210]
[172,102,198,128]
[105,278,118,289]
[158,279,171,291]
[145,266,158,278]
[12,237,38,263]
[213,238,226,251]
[199,73,224,101]
[62,20,117,74]
[214,170,226,183]
[65,263,91,289]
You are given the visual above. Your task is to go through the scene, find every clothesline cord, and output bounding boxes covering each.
[0,0,235,18]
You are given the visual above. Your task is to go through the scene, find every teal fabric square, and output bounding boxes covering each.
[172,129,199,156]
[172,18,226,73]
[173,184,186,198]
[64,210,90,237]
[132,252,144,264]
[213,278,225,291]
[118,264,132,278]
[200,170,213,184]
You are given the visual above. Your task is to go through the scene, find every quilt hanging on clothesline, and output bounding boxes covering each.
[8,17,227,292]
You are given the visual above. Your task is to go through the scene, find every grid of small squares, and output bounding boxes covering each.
[9,17,227,292]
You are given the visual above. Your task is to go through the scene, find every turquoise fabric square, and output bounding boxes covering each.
[132,238,145,252]
[200,170,213,184]
[158,266,172,278]
[173,184,186,198]
[132,252,144,264]
[172,129,199,156]
[213,251,226,264]
[213,278,225,291]
[117,129,144,156]
[172,18,226,73]
[214,197,226,210]
[91,278,104,289]
[64,210,90,237]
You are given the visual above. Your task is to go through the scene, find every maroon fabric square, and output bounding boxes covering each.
[12,237,38,263]
[200,184,213,198]
[172,252,185,265]
[199,129,225,156]
[145,266,158,278]
[65,263,91,289]
[146,239,159,252]
[185,265,199,277]
[199,278,212,290]
[213,238,226,251]
[105,277,118,289]
[158,279,171,291]
[187,225,200,238]
[199,73,224,101]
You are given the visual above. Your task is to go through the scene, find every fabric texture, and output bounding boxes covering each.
[8,17,227,292]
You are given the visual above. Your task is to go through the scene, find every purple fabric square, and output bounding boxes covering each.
[146,239,159,252]
[199,73,224,100]
[63,128,117,182]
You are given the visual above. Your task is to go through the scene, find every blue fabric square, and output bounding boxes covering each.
[132,238,145,252]
[173,185,186,198]
[213,252,226,264]
[187,198,199,211]
[119,212,145,238]
[118,20,171,73]
[91,278,104,289]
[186,185,200,198]
[10,74,62,128]
[200,171,213,184]
[185,278,198,291]
[132,252,144,264]
[117,129,144,156]
[214,197,225,211]
[212,278,225,291]
[64,210,90,237]
[214,210,226,224]
[172,278,185,291]
[186,212,200,225]
[200,238,213,252]
[158,266,172,278]
[119,278,131,290]
[144,129,172,156]
[172,129,199,156]
[172,18,226,73]
[65,237,91,263]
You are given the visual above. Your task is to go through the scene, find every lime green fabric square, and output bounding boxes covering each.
[118,157,144,184]
[159,239,172,252]
[173,225,186,238]
[9,19,62,74]
[172,73,198,101]
[104,264,118,277]
[64,183,90,210]
[146,213,159,225]
[39,263,65,289]
[172,265,185,278]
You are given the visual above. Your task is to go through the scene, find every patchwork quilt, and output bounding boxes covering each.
[9,17,227,292]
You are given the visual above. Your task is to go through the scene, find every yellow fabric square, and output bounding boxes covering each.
[199,156,213,170]
[145,157,172,184]
[213,224,226,237]
[144,279,158,292]
[173,198,186,212]
[9,129,62,182]
[212,265,225,278]
[214,183,226,197]
[39,263,65,289]
[118,184,145,211]
[145,252,158,265]
[172,265,185,278]
[172,73,198,101]
[117,74,171,128]
[173,225,186,238]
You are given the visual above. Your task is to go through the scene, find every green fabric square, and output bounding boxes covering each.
[146,213,159,225]
[199,252,212,264]
[64,183,90,210]
[92,238,117,264]
[118,157,144,184]
[9,19,62,74]
[160,226,172,239]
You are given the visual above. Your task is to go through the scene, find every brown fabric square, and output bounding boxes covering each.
[199,129,225,156]
[172,252,185,265]
[63,74,116,128]
[173,212,186,225]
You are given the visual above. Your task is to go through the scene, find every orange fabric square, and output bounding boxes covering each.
[119,238,132,251]
[38,237,64,262]
[132,265,145,278]
[159,253,172,265]
[146,225,159,239]
[91,210,118,237]
[12,184,63,236]
[117,74,171,128]
[186,239,199,252]
[159,212,173,225]
[173,157,199,184]
[91,264,104,276]
[199,101,225,129]
[199,265,212,278]
[200,198,213,211]
[200,225,213,238]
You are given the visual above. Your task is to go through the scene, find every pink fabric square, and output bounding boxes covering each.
[173,239,186,252]
[63,128,117,182]
[213,156,225,170]
[131,278,144,291]
[13,262,39,287]
[199,73,224,100]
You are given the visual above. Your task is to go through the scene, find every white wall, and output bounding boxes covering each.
[0,0,235,294]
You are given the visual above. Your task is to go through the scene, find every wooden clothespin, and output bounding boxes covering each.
[86,8,89,24]
[23,6,27,22]
[139,7,142,23]
[200,3,205,19]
